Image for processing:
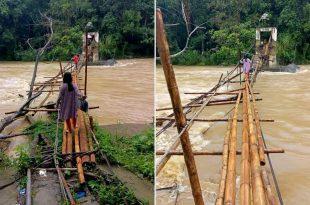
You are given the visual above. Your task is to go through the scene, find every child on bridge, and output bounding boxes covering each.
[240,54,252,78]
[72,54,80,70]
[56,72,82,134]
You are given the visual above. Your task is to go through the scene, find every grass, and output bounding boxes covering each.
[94,124,154,181]
[24,113,63,148]
[0,114,153,203]
[88,180,145,205]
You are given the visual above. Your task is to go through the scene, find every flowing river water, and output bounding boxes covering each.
[0,59,154,125]
[156,65,310,204]
[0,59,154,204]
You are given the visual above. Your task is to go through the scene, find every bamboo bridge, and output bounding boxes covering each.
[0,52,106,204]
[31,58,105,205]
[156,9,284,205]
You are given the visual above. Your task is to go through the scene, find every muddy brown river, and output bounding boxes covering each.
[156,65,310,204]
[0,59,154,125]
[0,59,154,204]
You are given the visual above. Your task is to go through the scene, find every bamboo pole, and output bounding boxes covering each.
[246,80,266,205]
[66,122,73,167]
[72,72,85,184]
[26,169,31,205]
[74,125,85,184]
[59,60,64,78]
[261,168,278,205]
[185,91,259,95]
[156,65,241,136]
[215,117,232,205]
[0,132,33,139]
[247,83,278,204]
[156,9,204,205]
[156,77,220,174]
[156,117,274,123]
[62,123,67,154]
[84,112,96,162]
[84,30,88,96]
[57,168,76,205]
[224,92,241,205]
[78,110,90,164]
[156,149,284,155]
[156,98,262,111]
[5,106,99,113]
[247,81,265,165]
[240,88,251,205]
[29,88,84,93]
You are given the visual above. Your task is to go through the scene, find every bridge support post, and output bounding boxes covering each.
[84,30,88,96]
[156,9,204,205]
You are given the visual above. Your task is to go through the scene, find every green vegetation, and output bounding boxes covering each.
[88,180,145,205]
[0,0,153,61]
[158,0,310,65]
[1,115,150,203]
[23,115,154,181]
[94,125,154,181]
[25,114,63,148]
[0,145,36,176]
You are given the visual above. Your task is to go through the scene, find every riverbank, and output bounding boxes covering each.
[0,114,154,204]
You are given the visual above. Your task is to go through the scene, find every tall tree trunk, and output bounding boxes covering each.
[182,0,192,34]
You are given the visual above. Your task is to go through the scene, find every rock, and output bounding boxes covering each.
[102,59,117,66]
[265,63,300,73]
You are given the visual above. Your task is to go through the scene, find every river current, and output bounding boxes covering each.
[156,65,310,204]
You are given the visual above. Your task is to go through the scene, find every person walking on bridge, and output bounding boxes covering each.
[240,54,252,79]
[72,54,80,70]
[56,72,82,134]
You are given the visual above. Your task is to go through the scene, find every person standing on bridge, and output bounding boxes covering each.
[56,72,82,134]
[72,54,80,70]
[240,54,252,78]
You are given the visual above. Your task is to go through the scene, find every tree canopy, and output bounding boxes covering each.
[157,0,310,65]
[0,0,154,61]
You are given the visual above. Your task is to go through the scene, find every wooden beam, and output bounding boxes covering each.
[156,149,284,155]
[246,78,267,204]
[156,98,262,111]
[224,92,241,204]
[156,9,204,205]
[156,117,274,122]
[216,117,232,205]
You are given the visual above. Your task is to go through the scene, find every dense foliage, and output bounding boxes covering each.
[95,125,154,181]
[157,0,310,65]
[0,0,153,61]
